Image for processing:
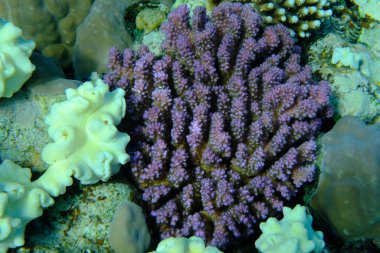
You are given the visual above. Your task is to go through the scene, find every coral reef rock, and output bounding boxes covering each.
[311,116,380,242]
[307,32,380,123]
[73,0,137,80]
[0,0,94,67]
[19,182,133,252]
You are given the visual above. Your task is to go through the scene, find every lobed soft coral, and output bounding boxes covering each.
[39,73,130,196]
[151,236,222,253]
[0,18,35,98]
[255,204,324,253]
[0,74,130,251]
[105,3,332,248]
[0,160,54,253]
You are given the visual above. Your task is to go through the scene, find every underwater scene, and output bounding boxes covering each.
[0,0,379,252]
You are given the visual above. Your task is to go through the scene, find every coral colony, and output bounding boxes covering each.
[105,2,332,248]
[244,0,335,38]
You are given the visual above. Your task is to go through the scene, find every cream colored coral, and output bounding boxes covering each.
[0,19,35,98]
[40,73,129,190]
[354,0,380,21]
[0,74,130,251]
[0,160,54,253]
[255,205,325,253]
[150,236,222,253]
[331,47,363,69]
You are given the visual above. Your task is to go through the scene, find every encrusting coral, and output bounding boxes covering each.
[105,3,332,248]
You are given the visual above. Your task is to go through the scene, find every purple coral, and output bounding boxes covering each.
[105,3,332,249]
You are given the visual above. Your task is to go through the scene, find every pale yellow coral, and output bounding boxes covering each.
[0,19,35,98]
[40,73,130,195]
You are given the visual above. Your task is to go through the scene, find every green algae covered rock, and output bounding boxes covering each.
[136,8,167,34]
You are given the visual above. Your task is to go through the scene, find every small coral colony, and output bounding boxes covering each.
[0,0,379,252]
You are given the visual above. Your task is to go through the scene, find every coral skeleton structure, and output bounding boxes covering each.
[105,2,332,249]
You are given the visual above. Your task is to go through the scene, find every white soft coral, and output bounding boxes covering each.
[0,19,35,98]
[0,160,54,253]
[38,73,130,196]
[255,204,325,253]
